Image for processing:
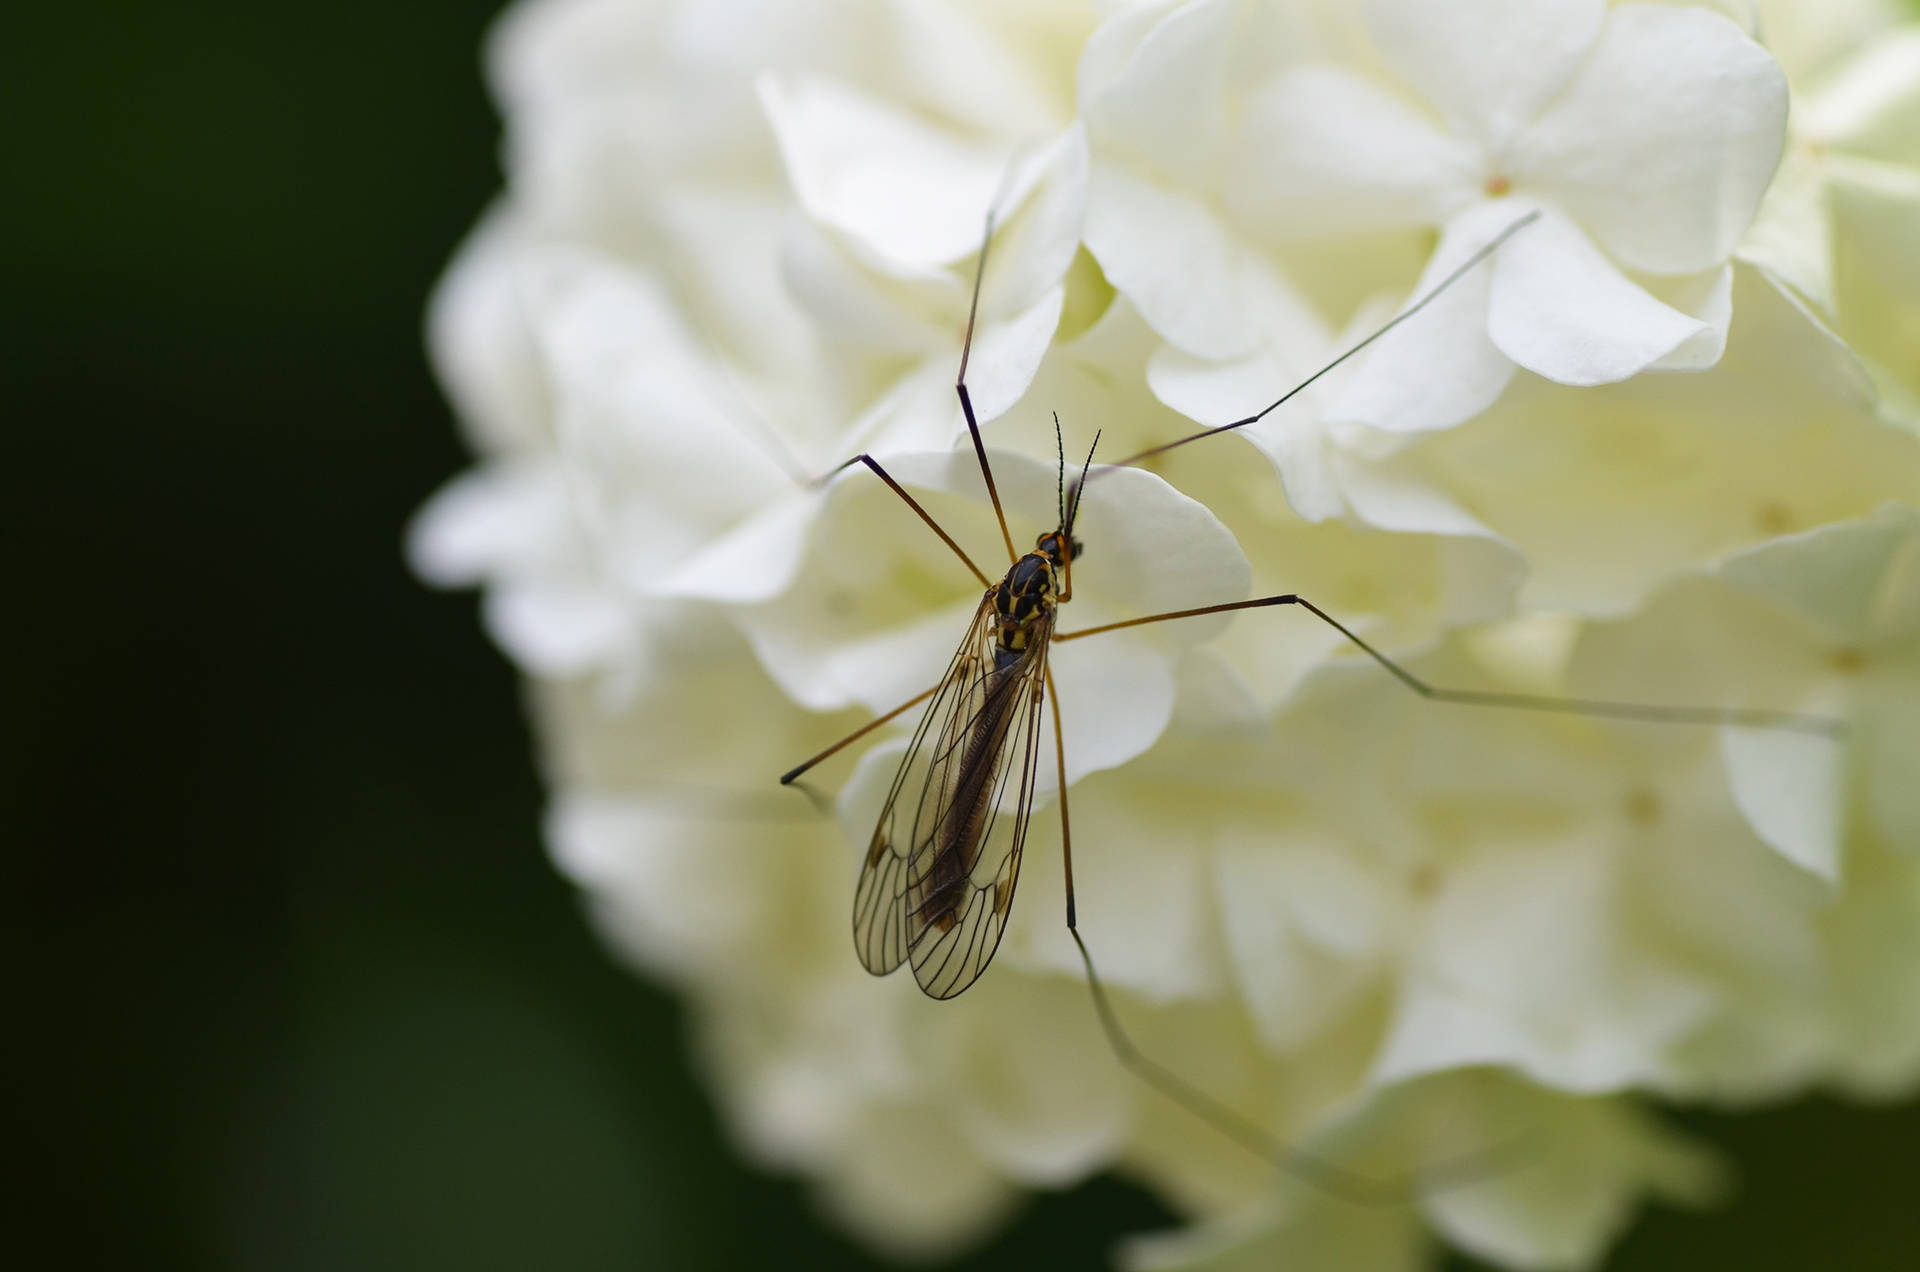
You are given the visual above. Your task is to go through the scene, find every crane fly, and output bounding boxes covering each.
[774,203,1848,1201]
[842,429,1093,1000]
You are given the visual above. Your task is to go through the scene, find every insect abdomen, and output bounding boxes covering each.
[914,659,1026,928]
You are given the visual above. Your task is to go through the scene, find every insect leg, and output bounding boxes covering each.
[1045,667,1077,928]
[804,197,1031,591]
[1094,210,1541,476]
[780,681,944,786]
[958,210,1020,566]
[807,195,1030,582]
[814,453,993,588]
[1056,594,1847,738]
[1047,671,1534,1203]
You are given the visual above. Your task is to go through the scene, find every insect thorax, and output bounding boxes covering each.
[993,553,1057,654]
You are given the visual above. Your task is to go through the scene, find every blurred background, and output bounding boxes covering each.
[6,2,1917,1268]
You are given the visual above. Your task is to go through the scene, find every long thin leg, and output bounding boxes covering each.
[1048,666,1532,1204]
[699,332,992,587]
[957,211,1020,566]
[1057,593,1848,739]
[817,453,992,589]
[806,205,1020,585]
[780,682,943,786]
[1045,667,1076,929]
[1098,210,1540,475]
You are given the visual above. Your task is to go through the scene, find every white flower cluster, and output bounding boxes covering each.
[412,0,1920,1266]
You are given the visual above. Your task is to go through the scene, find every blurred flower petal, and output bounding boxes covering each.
[1364,0,1604,152]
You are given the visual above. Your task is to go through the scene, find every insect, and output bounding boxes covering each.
[774,205,1846,1199]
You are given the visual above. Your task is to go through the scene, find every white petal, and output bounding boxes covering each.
[1486,204,1708,386]
[1045,636,1179,789]
[758,72,1009,271]
[1365,0,1604,151]
[962,284,1069,431]
[1142,242,1332,402]
[1718,507,1919,645]
[1644,264,1735,372]
[407,463,554,587]
[1052,462,1254,645]
[836,357,958,457]
[1424,266,1909,618]
[1323,203,1521,434]
[1215,830,1391,1052]
[548,795,780,978]
[1863,505,1920,645]
[1799,28,1920,165]
[1226,66,1484,239]
[1080,0,1235,191]
[860,0,1079,139]
[818,1104,1016,1261]
[1336,454,1511,549]
[485,580,636,679]
[1826,154,1920,419]
[723,445,1002,713]
[1511,5,1788,274]
[1421,1094,1725,1270]
[1044,463,1256,786]
[426,209,553,455]
[1737,147,1836,315]
[1721,725,1846,882]
[655,493,816,604]
[652,185,828,394]
[1006,781,1220,999]
[1743,0,1892,85]
[1147,345,1313,434]
[1375,835,1715,1092]
[778,215,948,357]
[768,594,983,715]
[487,0,664,114]
[1864,678,1920,851]
[975,125,1090,326]
[1149,348,1346,523]
[1828,153,1920,315]
[1084,161,1263,359]
[526,258,800,597]
[945,975,1132,1182]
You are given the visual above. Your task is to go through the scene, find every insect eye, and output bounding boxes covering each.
[1071,537,1086,561]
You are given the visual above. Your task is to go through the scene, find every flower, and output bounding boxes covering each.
[1082,0,1788,435]
[1740,11,1920,424]
[417,2,1920,1268]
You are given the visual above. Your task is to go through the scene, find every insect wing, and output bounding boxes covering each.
[852,596,1050,999]
[852,598,996,976]
[908,620,1049,999]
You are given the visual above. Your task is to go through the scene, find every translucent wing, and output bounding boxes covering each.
[852,595,1051,999]
[852,598,997,978]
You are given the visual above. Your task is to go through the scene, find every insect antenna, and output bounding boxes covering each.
[1065,429,1099,536]
[1053,411,1067,532]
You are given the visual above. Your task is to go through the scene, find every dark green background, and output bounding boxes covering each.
[7,2,1916,1268]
